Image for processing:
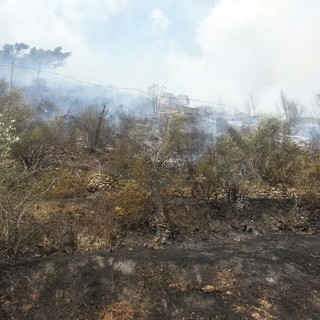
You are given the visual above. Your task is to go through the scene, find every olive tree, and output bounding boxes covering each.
[248,116,302,188]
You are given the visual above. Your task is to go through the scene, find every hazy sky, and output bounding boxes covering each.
[1,0,320,112]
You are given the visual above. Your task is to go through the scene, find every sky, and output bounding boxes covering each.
[1,0,320,113]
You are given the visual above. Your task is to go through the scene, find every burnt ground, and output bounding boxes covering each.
[0,233,319,319]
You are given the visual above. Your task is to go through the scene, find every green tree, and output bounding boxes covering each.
[158,114,206,168]
[215,132,250,202]
[0,43,71,86]
[193,157,222,200]
[248,116,301,186]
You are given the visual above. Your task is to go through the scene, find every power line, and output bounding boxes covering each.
[0,63,243,113]
[188,97,239,113]
[0,63,147,94]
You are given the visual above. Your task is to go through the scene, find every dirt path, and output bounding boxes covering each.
[1,234,319,319]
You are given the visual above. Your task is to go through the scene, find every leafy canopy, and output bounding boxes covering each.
[0,43,71,69]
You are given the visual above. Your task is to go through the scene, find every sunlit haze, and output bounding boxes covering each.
[1,0,320,113]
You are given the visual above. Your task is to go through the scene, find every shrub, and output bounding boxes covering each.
[11,121,56,170]
[50,168,85,199]
[110,181,151,228]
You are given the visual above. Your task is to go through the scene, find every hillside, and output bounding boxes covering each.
[1,82,320,319]
[1,234,319,319]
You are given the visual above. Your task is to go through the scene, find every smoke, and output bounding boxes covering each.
[2,0,320,113]
[168,0,320,112]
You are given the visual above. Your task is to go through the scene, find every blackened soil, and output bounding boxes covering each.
[0,234,319,319]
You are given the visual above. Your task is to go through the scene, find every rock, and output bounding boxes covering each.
[200,285,217,293]
[86,172,113,192]
[230,220,241,229]
[144,242,160,250]
[265,277,275,283]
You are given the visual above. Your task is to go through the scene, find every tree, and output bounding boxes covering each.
[294,151,320,202]
[158,114,206,167]
[0,43,71,79]
[28,46,71,69]
[0,79,9,98]
[245,94,259,116]
[109,115,195,238]
[147,83,165,114]
[315,92,320,110]
[0,43,29,62]
[0,43,71,68]
[215,132,250,202]
[11,121,56,170]
[248,116,301,187]
[192,129,250,202]
[280,91,303,132]
[0,80,27,113]
[78,104,113,153]
[0,114,19,159]
[0,82,32,159]
[193,157,222,200]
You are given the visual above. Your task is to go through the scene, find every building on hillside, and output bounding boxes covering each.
[160,92,190,108]
[158,91,197,118]
[160,92,175,106]
[176,94,190,106]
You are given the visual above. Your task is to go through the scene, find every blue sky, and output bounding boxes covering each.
[1,0,320,113]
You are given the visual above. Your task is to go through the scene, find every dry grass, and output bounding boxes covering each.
[50,168,84,199]
[75,199,118,251]
[167,266,190,292]
[110,181,151,228]
[168,275,189,292]
[251,298,276,319]
[100,297,153,320]
[32,201,62,220]
[101,300,136,320]
[200,267,237,295]
[233,296,277,320]
[214,268,237,291]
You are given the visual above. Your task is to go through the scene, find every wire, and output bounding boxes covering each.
[0,63,147,94]
[0,63,243,113]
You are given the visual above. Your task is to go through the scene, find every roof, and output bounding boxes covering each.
[161,92,174,98]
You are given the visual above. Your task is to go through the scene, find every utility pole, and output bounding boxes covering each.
[9,60,14,92]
